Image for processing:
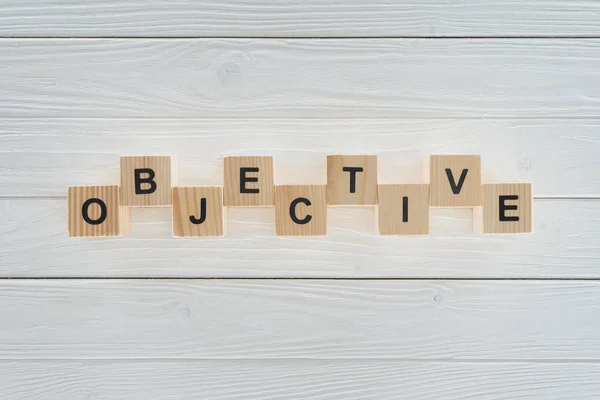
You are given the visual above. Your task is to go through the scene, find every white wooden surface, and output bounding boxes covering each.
[1,0,599,37]
[2,1,600,398]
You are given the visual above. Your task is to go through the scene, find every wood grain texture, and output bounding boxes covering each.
[1,280,599,359]
[120,156,172,207]
[1,0,599,37]
[1,360,600,400]
[427,155,482,207]
[1,39,599,118]
[1,118,599,197]
[0,198,598,277]
[67,185,129,237]
[275,185,327,236]
[475,183,533,234]
[172,186,225,237]
[327,155,378,205]
[377,184,430,236]
[224,156,274,207]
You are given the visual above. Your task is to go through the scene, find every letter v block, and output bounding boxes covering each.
[377,184,430,235]
[121,156,173,207]
[275,185,327,236]
[68,185,129,237]
[425,155,482,207]
[327,155,378,205]
[224,156,274,207]
[474,183,532,234]
[172,186,225,237]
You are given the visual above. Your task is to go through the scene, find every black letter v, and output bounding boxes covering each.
[445,168,468,194]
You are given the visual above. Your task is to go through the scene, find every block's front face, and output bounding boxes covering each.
[377,184,430,235]
[224,156,274,207]
[275,185,327,236]
[68,185,129,237]
[120,156,172,207]
[327,155,378,205]
[428,155,482,207]
[477,183,532,234]
[172,186,225,237]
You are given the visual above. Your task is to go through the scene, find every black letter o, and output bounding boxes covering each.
[82,198,107,225]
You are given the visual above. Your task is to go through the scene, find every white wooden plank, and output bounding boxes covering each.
[1,1,599,37]
[1,118,599,197]
[0,280,599,359]
[1,198,598,278]
[1,39,599,118]
[1,360,599,400]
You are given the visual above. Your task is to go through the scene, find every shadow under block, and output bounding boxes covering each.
[224,156,274,207]
[377,184,430,236]
[275,185,327,236]
[172,186,225,237]
[120,156,173,207]
[474,183,533,234]
[426,155,482,207]
[327,154,378,205]
[68,185,129,237]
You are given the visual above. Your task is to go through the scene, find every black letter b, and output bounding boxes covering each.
[135,168,157,195]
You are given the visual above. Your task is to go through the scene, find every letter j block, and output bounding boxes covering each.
[474,183,532,234]
[120,156,173,207]
[68,185,129,237]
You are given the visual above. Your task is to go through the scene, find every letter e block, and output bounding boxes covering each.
[224,156,274,207]
[425,155,482,207]
[172,186,225,237]
[68,185,129,237]
[327,155,378,205]
[275,185,327,236]
[120,156,173,207]
[377,184,430,235]
[474,183,532,234]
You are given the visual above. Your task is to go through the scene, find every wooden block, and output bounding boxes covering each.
[172,186,225,237]
[377,184,430,235]
[474,183,533,234]
[327,154,378,205]
[274,185,327,236]
[120,156,173,207]
[68,185,129,237]
[224,156,274,207]
[425,155,482,207]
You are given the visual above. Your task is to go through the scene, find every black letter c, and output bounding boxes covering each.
[289,197,312,225]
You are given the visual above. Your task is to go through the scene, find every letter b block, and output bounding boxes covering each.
[327,155,378,205]
[172,186,225,237]
[120,156,173,207]
[377,184,430,235]
[68,185,129,237]
[426,155,482,207]
[275,185,327,236]
[224,156,274,207]
[474,183,532,234]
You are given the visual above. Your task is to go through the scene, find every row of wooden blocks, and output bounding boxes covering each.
[68,155,532,237]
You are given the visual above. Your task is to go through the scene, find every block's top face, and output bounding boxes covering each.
[68,185,125,237]
[480,183,532,234]
[377,184,430,236]
[274,185,327,236]
[172,186,224,237]
[429,155,482,207]
[224,156,274,207]
[120,156,172,207]
[327,155,378,205]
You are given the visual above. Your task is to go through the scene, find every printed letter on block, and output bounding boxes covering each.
[172,186,225,237]
[377,184,430,235]
[224,156,274,207]
[275,185,327,236]
[68,185,129,237]
[474,183,532,234]
[120,156,173,207]
[327,155,378,205]
[426,155,482,207]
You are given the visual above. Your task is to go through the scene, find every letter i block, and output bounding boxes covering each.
[327,155,378,205]
[224,156,274,207]
[172,186,225,237]
[120,156,173,207]
[377,184,430,235]
[425,155,482,207]
[474,183,533,234]
[68,185,129,237]
[274,185,327,236]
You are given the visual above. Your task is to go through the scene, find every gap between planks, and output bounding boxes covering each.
[2,277,600,281]
[2,36,600,40]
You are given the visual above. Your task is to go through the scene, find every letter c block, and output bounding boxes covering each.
[68,185,129,237]
[275,185,327,236]
[120,156,173,207]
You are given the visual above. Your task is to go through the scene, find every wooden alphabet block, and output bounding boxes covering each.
[275,185,327,236]
[474,183,533,234]
[425,155,482,207]
[172,186,225,237]
[327,155,378,205]
[68,185,129,237]
[120,156,173,207]
[224,156,274,207]
[377,184,430,235]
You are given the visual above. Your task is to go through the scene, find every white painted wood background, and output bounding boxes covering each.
[1,1,599,399]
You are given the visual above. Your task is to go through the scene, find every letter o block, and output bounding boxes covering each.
[120,156,173,207]
[275,185,327,236]
[68,185,129,237]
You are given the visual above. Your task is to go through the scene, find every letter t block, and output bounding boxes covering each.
[327,155,378,205]
[120,156,173,207]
